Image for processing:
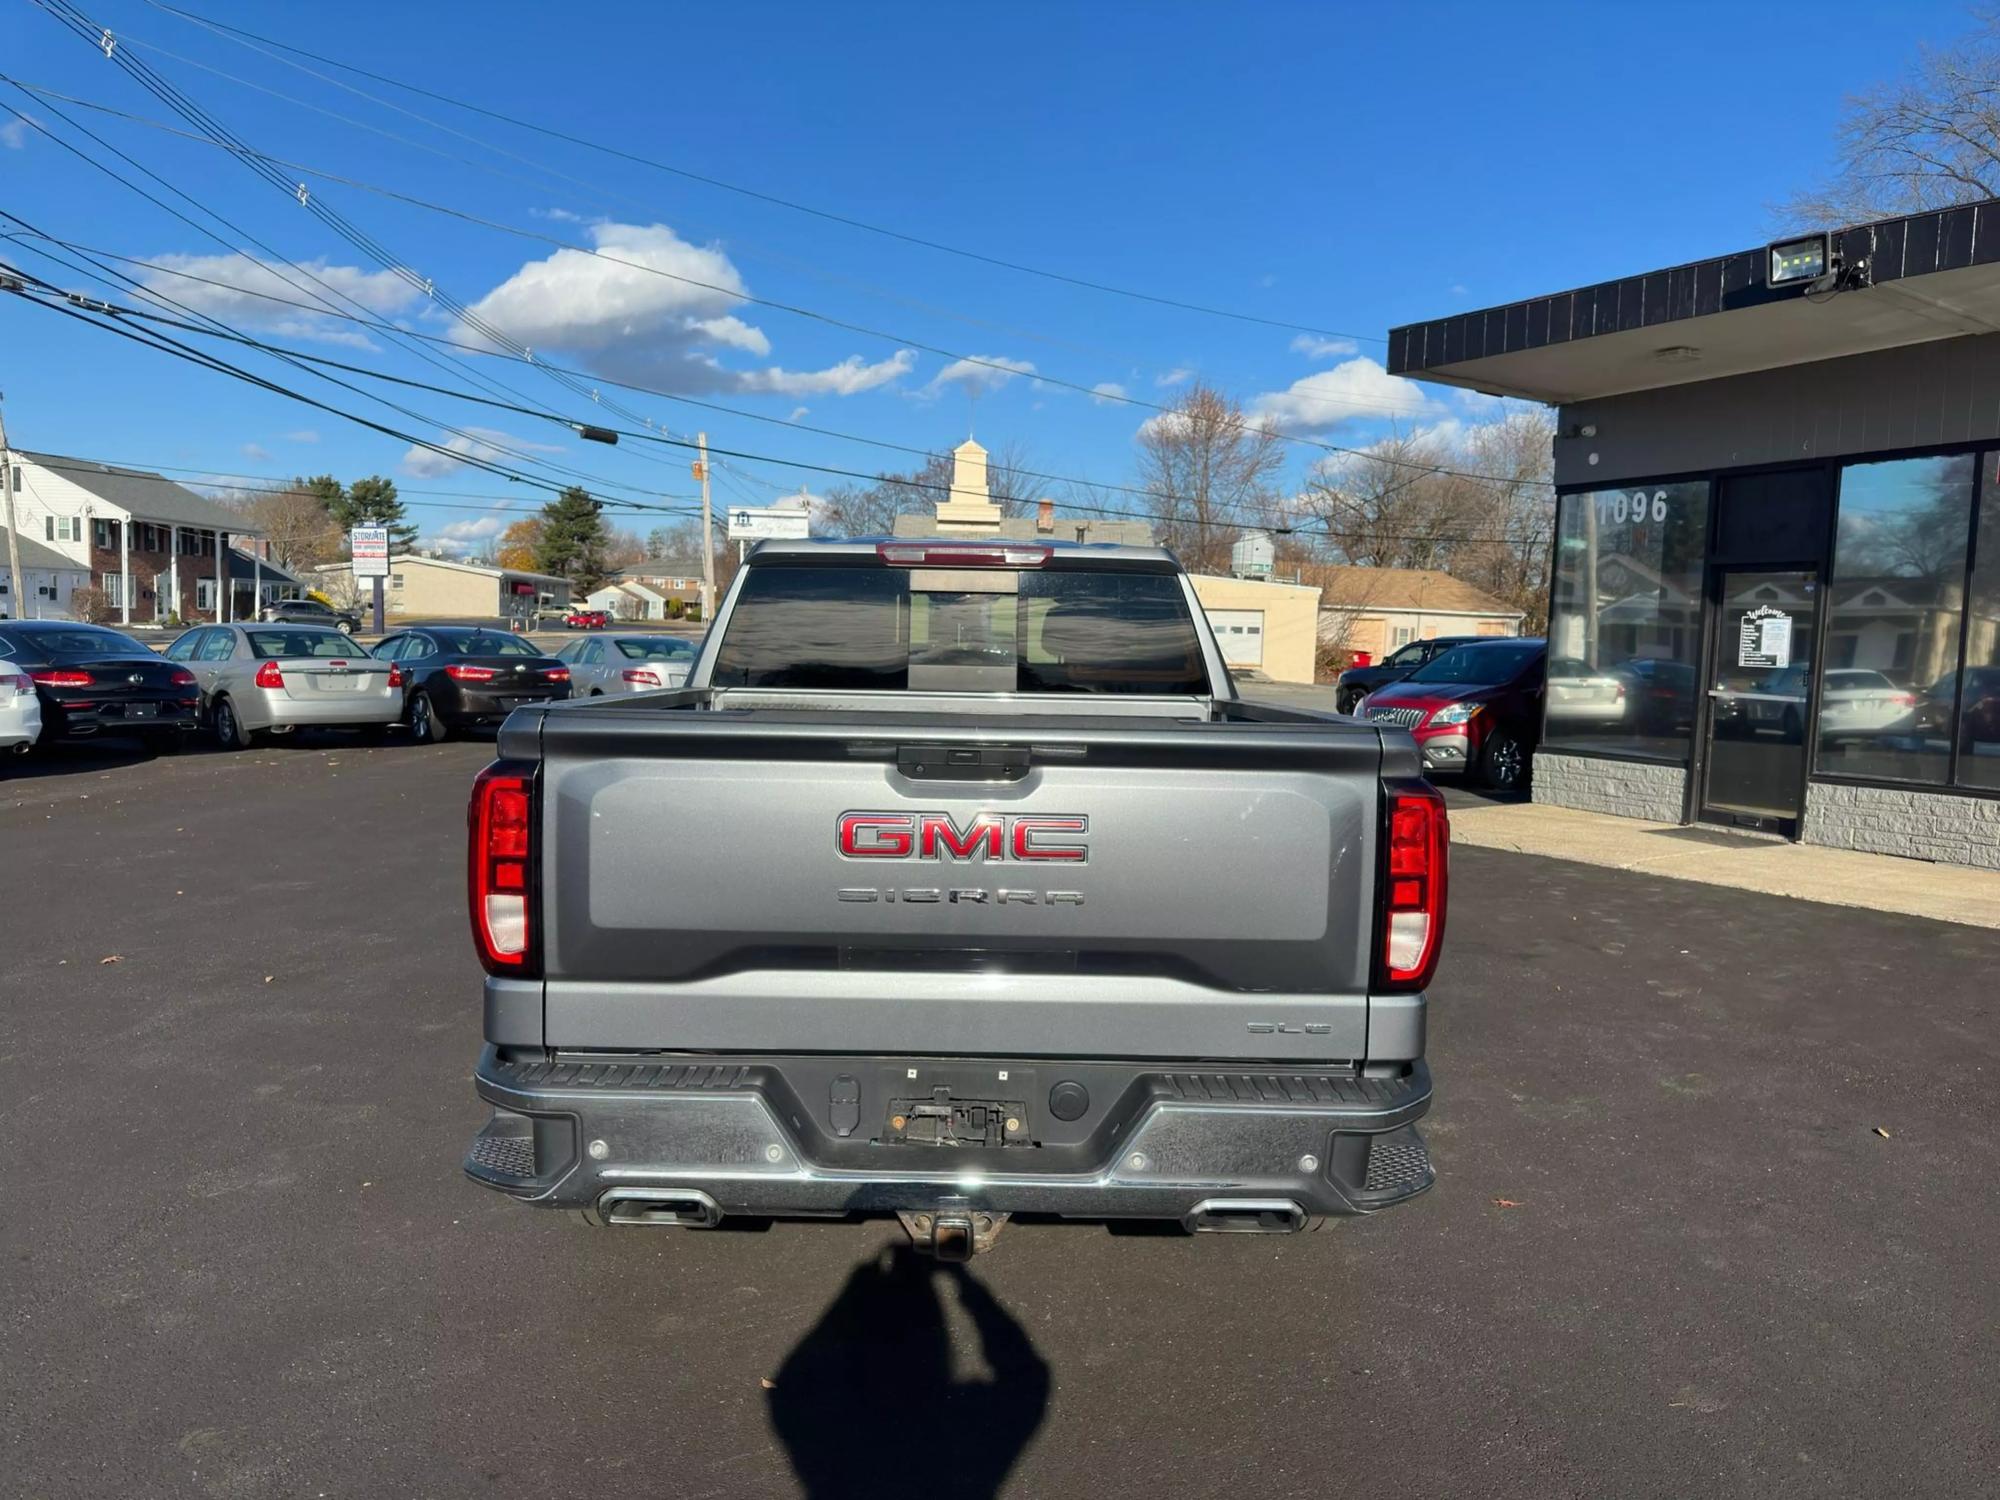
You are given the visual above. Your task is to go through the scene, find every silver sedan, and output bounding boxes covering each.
[163,622,402,749]
[554,633,697,696]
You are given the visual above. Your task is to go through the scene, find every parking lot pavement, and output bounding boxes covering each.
[5,742,1999,1498]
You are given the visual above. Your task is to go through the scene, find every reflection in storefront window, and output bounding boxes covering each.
[1958,460,2000,789]
[1819,455,1972,785]
[1546,482,1709,760]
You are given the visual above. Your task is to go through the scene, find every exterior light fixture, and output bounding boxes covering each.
[1767,233,1831,287]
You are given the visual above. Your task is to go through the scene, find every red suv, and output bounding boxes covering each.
[1357,638,1547,791]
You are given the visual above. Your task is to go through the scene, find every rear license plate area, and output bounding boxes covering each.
[122,702,157,720]
[885,1088,1032,1147]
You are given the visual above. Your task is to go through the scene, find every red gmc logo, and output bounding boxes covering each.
[837,811,1089,863]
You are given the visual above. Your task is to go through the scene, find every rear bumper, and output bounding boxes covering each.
[440,686,568,725]
[46,699,199,738]
[464,1045,1435,1225]
[253,691,402,729]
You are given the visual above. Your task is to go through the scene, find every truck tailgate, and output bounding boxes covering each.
[526,706,1390,1062]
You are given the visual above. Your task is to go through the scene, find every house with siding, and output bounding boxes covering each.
[6,451,272,625]
[1309,565,1525,662]
[0,529,92,620]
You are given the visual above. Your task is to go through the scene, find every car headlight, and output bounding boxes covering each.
[1428,701,1484,726]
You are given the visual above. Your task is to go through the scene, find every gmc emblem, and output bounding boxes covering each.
[837,811,1089,864]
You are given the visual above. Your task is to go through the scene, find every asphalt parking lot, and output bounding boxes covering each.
[4,736,1997,1498]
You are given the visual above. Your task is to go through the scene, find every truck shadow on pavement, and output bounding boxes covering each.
[767,1245,1051,1499]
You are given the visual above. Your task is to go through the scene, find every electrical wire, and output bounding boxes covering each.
[142,0,1379,344]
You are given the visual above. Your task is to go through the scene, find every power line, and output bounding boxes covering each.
[2,77,1467,443]
[143,0,1381,345]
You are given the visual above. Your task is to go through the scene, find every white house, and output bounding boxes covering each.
[6,451,267,625]
[585,581,671,620]
[0,529,93,620]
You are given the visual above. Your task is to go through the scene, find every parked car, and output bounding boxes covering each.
[1333,635,1481,714]
[0,620,199,751]
[1725,665,1917,742]
[163,623,401,749]
[462,537,1446,1253]
[564,608,611,630]
[371,625,571,742]
[0,658,43,755]
[1358,637,1547,790]
[555,633,697,695]
[1546,655,1629,727]
[1614,657,1699,737]
[1917,665,2000,754]
[259,597,362,633]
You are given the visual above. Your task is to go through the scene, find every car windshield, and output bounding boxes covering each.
[1408,642,1540,686]
[711,563,1209,694]
[18,626,150,658]
[447,631,539,657]
[247,629,367,659]
[615,638,694,660]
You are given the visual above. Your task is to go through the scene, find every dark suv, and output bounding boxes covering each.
[260,597,361,633]
[1334,635,1480,714]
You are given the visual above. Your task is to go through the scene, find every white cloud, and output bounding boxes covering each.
[429,511,510,556]
[737,349,914,397]
[530,206,585,224]
[1154,367,1193,388]
[1246,357,1438,433]
[0,118,29,150]
[400,425,565,479]
[1289,334,1359,360]
[1089,381,1128,406]
[241,442,271,464]
[139,253,419,349]
[283,429,320,444]
[1449,283,1469,297]
[1136,410,1191,442]
[787,406,810,423]
[688,315,770,356]
[922,354,1035,398]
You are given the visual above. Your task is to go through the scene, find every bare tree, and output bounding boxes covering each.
[1784,15,2000,225]
[225,485,342,572]
[1134,383,1286,574]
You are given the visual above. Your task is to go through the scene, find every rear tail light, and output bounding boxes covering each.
[469,763,536,974]
[875,542,1052,568]
[387,664,404,688]
[31,668,94,687]
[1892,692,1916,707]
[446,664,497,682]
[254,661,285,689]
[2,673,30,697]
[622,668,662,687]
[543,666,571,683]
[168,667,197,688]
[1379,782,1448,991]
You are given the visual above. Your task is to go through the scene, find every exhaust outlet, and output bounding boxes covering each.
[596,1188,723,1228]
[8,742,27,756]
[1182,1199,1308,1235]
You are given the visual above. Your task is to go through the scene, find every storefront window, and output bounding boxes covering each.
[1546,482,1709,760]
[1957,459,2000,790]
[1817,455,1972,785]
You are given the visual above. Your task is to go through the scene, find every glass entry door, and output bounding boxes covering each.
[1700,568,1820,835]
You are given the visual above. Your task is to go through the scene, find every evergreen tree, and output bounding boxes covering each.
[330,475,419,553]
[534,486,611,593]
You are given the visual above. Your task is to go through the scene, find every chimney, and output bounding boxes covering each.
[1036,498,1055,533]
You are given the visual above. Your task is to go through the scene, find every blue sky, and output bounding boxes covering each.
[0,0,1976,552]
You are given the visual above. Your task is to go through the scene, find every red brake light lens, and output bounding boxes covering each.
[31,668,94,687]
[387,664,404,688]
[254,661,285,689]
[875,543,1052,568]
[445,663,497,682]
[168,667,197,688]
[543,666,571,683]
[1381,783,1448,991]
[469,765,535,973]
[622,668,662,687]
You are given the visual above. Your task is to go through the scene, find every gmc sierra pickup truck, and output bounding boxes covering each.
[463,538,1446,1256]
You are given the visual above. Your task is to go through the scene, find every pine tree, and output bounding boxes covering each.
[330,475,419,554]
[534,486,611,593]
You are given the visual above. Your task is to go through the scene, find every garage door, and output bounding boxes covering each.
[1207,608,1265,667]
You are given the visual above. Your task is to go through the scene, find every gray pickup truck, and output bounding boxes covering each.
[463,538,1447,1256]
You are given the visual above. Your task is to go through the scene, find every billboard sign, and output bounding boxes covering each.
[351,526,391,579]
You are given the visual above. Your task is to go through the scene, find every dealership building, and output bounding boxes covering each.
[1391,201,2000,870]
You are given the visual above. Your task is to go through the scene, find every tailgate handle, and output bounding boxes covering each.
[896,743,1030,782]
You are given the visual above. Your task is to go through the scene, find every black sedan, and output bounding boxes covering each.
[0,620,201,750]
[371,625,571,742]
[1334,635,1481,714]
[259,597,361,633]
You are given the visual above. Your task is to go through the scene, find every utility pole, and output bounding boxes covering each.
[696,430,716,620]
[0,398,24,624]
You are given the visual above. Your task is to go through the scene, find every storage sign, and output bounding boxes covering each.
[351,526,391,579]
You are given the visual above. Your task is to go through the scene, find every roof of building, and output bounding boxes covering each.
[605,561,703,579]
[1305,564,1521,617]
[226,547,303,584]
[17,452,262,534]
[1388,196,2000,405]
[0,528,91,573]
[317,552,569,584]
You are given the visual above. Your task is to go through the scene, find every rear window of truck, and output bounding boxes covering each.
[710,565,1210,695]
